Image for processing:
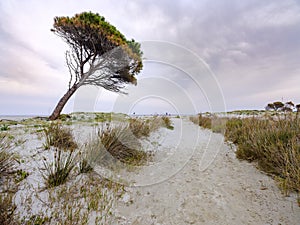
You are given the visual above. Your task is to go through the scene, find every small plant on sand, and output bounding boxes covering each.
[161,116,174,130]
[35,174,124,224]
[15,169,29,183]
[43,122,77,150]
[0,124,10,131]
[41,148,77,188]
[78,150,94,174]
[0,193,16,225]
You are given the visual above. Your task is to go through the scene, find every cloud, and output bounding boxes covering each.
[0,0,300,115]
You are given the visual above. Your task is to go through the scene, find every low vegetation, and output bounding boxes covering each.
[129,116,164,138]
[42,122,78,150]
[0,133,14,176]
[161,116,174,130]
[0,133,17,225]
[97,124,149,166]
[192,112,300,195]
[190,114,212,130]
[225,116,300,195]
[41,148,77,188]
[0,114,176,223]
[129,118,152,138]
[0,193,16,225]
[190,114,226,133]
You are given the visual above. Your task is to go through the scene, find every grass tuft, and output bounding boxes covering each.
[0,133,14,176]
[129,118,151,138]
[42,122,78,150]
[80,123,151,168]
[41,148,77,188]
[161,116,174,130]
[0,193,16,225]
[99,124,149,165]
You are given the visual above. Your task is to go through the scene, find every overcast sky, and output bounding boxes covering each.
[0,0,300,115]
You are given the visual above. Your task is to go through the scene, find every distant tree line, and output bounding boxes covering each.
[265,101,300,112]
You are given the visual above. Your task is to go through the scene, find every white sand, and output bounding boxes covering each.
[2,117,299,224]
[114,118,300,225]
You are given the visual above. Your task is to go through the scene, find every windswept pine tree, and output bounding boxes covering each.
[49,12,143,120]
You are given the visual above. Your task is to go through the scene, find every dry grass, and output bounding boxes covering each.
[190,113,300,195]
[0,134,17,225]
[129,116,166,138]
[43,122,78,150]
[161,116,174,130]
[78,123,150,172]
[129,118,151,138]
[190,114,212,130]
[20,174,124,224]
[190,114,226,133]
[0,194,16,225]
[225,117,300,195]
[98,124,149,165]
[0,133,14,176]
[80,118,165,171]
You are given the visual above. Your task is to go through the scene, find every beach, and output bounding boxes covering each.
[1,115,299,224]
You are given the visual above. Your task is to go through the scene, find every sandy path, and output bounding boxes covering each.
[115,118,300,225]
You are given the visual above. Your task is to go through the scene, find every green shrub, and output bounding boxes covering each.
[95,113,112,122]
[0,124,10,131]
[15,169,29,183]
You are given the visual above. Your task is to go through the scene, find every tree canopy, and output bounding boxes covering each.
[265,100,298,112]
[49,12,143,120]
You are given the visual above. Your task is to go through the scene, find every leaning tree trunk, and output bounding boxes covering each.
[49,84,79,120]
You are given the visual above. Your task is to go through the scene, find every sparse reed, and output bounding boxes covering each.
[41,148,77,188]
